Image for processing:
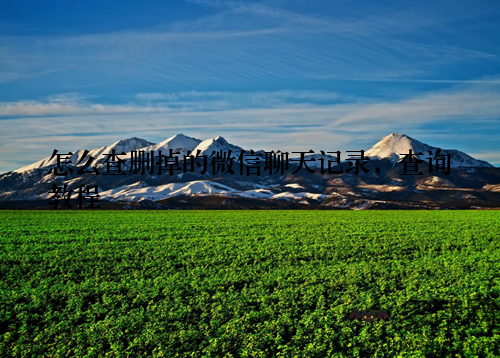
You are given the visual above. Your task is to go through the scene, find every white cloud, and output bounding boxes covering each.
[0,101,172,117]
[2,82,500,125]
[332,82,500,126]
[1,81,500,172]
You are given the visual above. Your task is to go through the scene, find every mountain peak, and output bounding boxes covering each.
[146,134,202,154]
[111,137,154,148]
[168,133,184,139]
[380,132,414,142]
[170,133,189,139]
[366,133,423,162]
[214,136,228,145]
[366,133,493,168]
[192,136,244,157]
[113,136,151,144]
[12,136,155,174]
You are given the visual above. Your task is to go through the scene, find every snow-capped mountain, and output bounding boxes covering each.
[100,180,237,202]
[366,133,493,168]
[99,180,327,203]
[123,133,202,158]
[192,136,245,158]
[13,137,155,174]
[1,132,499,209]
[189,136,270,164]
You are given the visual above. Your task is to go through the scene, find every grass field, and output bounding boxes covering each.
[1,210,500,357]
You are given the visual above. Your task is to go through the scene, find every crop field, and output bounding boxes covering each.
[1,210,500,357]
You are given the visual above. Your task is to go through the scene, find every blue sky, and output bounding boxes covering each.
[1,0,500,172]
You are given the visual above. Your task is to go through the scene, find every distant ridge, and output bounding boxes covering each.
[1,133,498,209]
[366,133,493,168]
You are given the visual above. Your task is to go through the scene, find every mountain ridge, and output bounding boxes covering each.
[1,133,499,209]
[366,133,493,168]
[8,132,493,175]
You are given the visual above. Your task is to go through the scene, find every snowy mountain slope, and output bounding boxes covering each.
[192,136,244,158]
[100,180,237,202]
[99,180,329,202]
[366,133,493,168]
[2,132,499,208]
[272,191,328,201]
[7,133,494,177]
[189,136,273,165]
[122,133,202,158]
[13,137,155,174]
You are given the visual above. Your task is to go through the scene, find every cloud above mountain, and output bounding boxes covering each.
[1,79,500,173]
[1,0,499,172]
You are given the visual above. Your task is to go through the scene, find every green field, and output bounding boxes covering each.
[1,210,499,357]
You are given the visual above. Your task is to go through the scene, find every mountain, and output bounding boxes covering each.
[192,136,245,158]
[123,133,202,158]
[100,180,237,202]
[13,137,155,174]
[1,133,499,209]
[366,133,493,168]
